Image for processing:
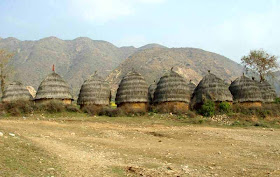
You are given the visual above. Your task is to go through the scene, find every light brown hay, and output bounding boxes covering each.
[229,75,263,103]
[2,81,32,102]
[35,72,73,104]
[77,73,111,106]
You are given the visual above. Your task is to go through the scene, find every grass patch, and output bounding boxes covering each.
[0,134,64,176]
[110,166,126,176]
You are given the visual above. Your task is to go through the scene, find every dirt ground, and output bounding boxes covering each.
[0,116,280,177]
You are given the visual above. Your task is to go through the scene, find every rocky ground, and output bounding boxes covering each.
[0,115,280,176]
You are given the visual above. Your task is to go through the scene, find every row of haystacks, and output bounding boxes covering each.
[1,65,73,105]
[1,66,278,115]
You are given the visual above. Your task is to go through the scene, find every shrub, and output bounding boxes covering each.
[275,97,280,104]
[99,107,125,117]
[65,104,80,112]
[218,102,232,114]
[34,101,65,113]
[3,101,34,116]
[186,111,196,118]
[82,105,103,116]
[199,100,215,117]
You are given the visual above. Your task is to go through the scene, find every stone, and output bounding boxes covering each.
[9,133,15,137]
[0,132,3,136]
[47,168,55,172]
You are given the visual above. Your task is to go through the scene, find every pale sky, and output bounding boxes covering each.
[1,0,280,63]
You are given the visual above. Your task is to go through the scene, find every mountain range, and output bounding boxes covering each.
[0,37,279,99]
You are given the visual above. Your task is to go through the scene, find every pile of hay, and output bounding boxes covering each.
[115,70,148,112]
[2,81,33,102]
[229,75,263,106]
[35,72,73,104]
[77,73,111,108]
[191,72,233,108]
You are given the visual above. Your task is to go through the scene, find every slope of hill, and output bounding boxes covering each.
[1,37,161,96]
[106,47,244,96]
[1,36,260,99]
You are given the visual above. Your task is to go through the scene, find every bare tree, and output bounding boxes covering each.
[241,49,279,81]
[0,49,14,95]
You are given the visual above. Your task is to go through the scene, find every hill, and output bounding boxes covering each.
[106,47,244,96]
[0,37,164,97]
[3,36,278,98]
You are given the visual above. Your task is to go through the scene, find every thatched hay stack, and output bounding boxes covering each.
[148,81,157,104]
[229,75,263,107]
[115,71,148,112]
[153,70,191,112]
[187,80,196,99]
[191,72,233,109]
[35,72,73,104]
[2,81,33,102]
[258,80,276,103]
[77,73,111,108]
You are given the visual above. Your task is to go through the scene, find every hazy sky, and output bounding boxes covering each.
[0,0,280,62]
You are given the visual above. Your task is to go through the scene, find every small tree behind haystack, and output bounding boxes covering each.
[0,49,14,96]
[241,49,279,81]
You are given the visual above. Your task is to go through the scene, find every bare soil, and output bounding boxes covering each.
[0,116,280,176]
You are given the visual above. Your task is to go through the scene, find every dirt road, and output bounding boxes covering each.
[1,117,280,176]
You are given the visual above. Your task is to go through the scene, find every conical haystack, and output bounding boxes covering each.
[187,80,196,100]
[35,70,73,105]
[2,81,33,102]
[148,81,157,104]
[258,80,277,103]
[191,72,233,109]
[229,75,263,107]
[153,70,191,113]
[115,71,148,112]
[77,73,111,108]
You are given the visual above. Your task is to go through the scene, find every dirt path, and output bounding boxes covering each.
[1,119,280,176]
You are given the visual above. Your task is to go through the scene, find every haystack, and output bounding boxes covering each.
[148,81,157,104]
[77,73,111,108]
[115,71,148,112]
[2,81,33,102]
[229,75,263,107]
[187,80,196,100]
[258,81,277,103]
[153,70,191,113]
[35,68,73,104]
[191,72,233,109]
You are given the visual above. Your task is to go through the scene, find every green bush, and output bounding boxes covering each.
[199,100,215,117]
[218,102,232,114]
[275,98,280,104]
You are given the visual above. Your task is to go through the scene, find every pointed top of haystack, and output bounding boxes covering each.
[229,75,263,103]
[191,72,233,106]
[2,81,32,102]
[115,70,148,104]
[77,73,111,105]
[154,69,191,103]
[258,80,276,103]
[35,72,73,100]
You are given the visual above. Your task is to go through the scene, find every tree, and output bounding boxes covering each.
[0,49,14,96]
[241,49,279,81]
